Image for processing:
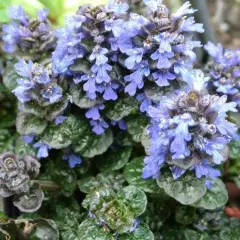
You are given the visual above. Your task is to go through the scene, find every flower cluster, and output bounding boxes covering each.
[143,70,237,183]
[2,5,55,59]
[117,0,204,111]
[13,59,69,122]
[204,42,240,104]
[0,152,43,212]
[52,1,131,133]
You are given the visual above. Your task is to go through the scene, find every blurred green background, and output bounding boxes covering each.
[0,0,108,25]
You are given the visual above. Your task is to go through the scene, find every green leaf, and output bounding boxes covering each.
[69,59,91,74]
[157,171,207,205]
[220,218,240,240]
[28,219,59,240]
[126,115,148,142]
[119,223,154,240]
[192,178,228,210]
[117,186,147,217]
[70,84,102,109]
[2,63,19,91]
[106,96,138,121]
[78,172,126,193]
[0,129,15,153]
[97,147,132,171]
[123,157,160,193]
[77,129,113,158]
[141,127,150,154]
[184,229,207,240]
[82,188,135,233]
[229,140,240,159]
[175,206,196,225]
[77,219,114,240]
[144,85,164,101]
[40,161,77,197]
[16,113,47,136]
[229,112,240,129]
[15,136,36,156]
[41,115,88,149]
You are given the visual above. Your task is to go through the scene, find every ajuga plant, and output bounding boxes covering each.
[204,42,240,105]
[0,0,240,239]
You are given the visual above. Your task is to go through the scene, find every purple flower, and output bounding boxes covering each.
[129,219,140,233]
[12,78,34,103]
[102,83,119,101]
[14,60,33,78]
[125,48,144,69]
[152,71,176,86]
[62,153,82,168]
[85,104,105,120]
[170,166,186,180]
[2,6,56,56]
[105,0,129,15]
[37,9,49,21]
[9,5,28,25]
[90,119,109,135]
[111,120,127,130]
[151,51,174,69]
[172,1,197,20]
[22,135,34,144]
[55,116,67,125]
[143,71,237,179]
[43,86,63,104]
[190,162,221,179]
[92,64,112,84]
[143,0,163,12]
[179,17,204,33]
[89,46,108,65]
[34,142,51,158]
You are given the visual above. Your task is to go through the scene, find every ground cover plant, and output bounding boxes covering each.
[0,0,240,239]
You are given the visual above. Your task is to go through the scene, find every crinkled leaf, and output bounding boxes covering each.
[70,84,102,109]
[106,96,138,121]
[77,219,114,240]
[220,218,240,240]
[97,147,132,171]
[69,59,91,74]
[157,171,207,205]
[126,115,148,142]
[41,115,88,149]
[117,186,147,217]
[46,95,69,121]
[124,157,160,193]
[229,140,240,160]
[175,206,196,225]
[118,223,154,240]
[78,172,125,193]
[144,85,164,102]
[192,178,228,210]
[184,229,207,240]
[13,186,44,213]
[16,113,47,136]
[78,176,100,194]
[0,129,15,153]
[2,63,18,91]
[28,219,59,240]
[141,127,150,154]
[40,161,77,197]
[15,136,36,157]
[82,188,135,233]
[77,129,113,158]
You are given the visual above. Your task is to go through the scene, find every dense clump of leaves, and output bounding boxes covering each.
[0,0,240,239]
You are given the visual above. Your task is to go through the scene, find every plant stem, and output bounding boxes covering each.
[31,180,61,192]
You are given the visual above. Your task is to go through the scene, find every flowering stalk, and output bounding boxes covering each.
[143,70,237,185]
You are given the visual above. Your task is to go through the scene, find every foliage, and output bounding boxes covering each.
[0,0,240,239]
